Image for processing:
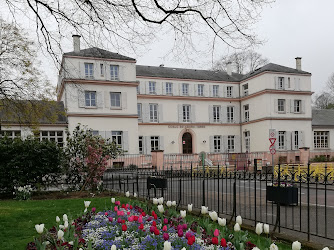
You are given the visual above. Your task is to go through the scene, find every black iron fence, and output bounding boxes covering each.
[102,163,334,243]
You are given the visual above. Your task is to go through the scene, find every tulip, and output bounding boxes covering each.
[218,217,226,226]
[270,243,279,250]
[111,198,115,203]
[292,241,301,250]
[56,216,60,223]
[185,231,192,239]
[181,248,186,250]
[158,204,164,213]
[209,211,218,221]
[57,230,64,240]
[122,224,127,231]
[182,224,187,230]
[221,238,227,247]
[63,214,68,222]
[180,210,186,218]
[214,229,219,237]
[212,237,218,245]
[164,241,172,250]
[153,198,158,205]
[35,224,44,234]
[234,223,240,232]
[138,216,143,223]
[166,201,172,207]
[139,224,144,230]
[163,233,169,241]
[108,217,113,222]
[188,235,195,245]
[255,222,263,235]
[253,248,260,250]
[201,206,208,214]
[92,207,96,212]
[84,200,91,208]
[134,192,137,197]
[236,215,242,225]
[154,228,160,235]
[163,225,167,231]
[111,245,117,250]
[188,204,193,212]
[84,208,87,213]
[164,218,168,224]
[68,241,73,245]
[64,220,69,229]
[178,229,184,237]
[59,225,64,229]
[322,248,329,250]
[158,197,164,205]
[264,223,270,234]
[125,191,130,197]
[171,201,176,206]
[115,201,120,205]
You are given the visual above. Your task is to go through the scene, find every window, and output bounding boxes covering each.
[244,104,249,122]
[84,63,94,78]
[198,84,204,96]
[183,105,191,122]
[226,86,233,97]
[213,106,220,122]
[112,131,122,146]
[278,77,284,89]
[213,85,219,97]
[227,106,234,123]
[151,136,159,151]
[242,83,248,96]
[228,135,235,152]
[244,131,250,152]
[40,131,64,147]
[110,92,121,108]
[139,136,143,154]
[110,65,119,80]
[182,83,189,96]
[314,131,329,149]
[100,64,104,76]
[91,130,99,136]
[149,81,156,94]
[136,86,140,94]
[214,135,222,153]
[166,82,173,95]
[137,103,142,120]
[278,131,286,150]
[0,130,21,139]
[288,77,291,88]
[85,91,96,107]
[149,103,158,122]
[293,131,299,150]
[278,99,285,113]
[294,100,301,113]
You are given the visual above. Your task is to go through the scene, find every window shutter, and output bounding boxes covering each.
[234,105,239,123]
[285,99,290,113]
[286,131,291,150]
[301,100,305,114]
[105,131,112,139]
[143,103,149,123]
[295,78,300,91]
[223,86,227,97]
[191,105,196,122]
[209,136,214,152]
[159,136,164,150]
[230,86,234,98]
[204,85,209,97]
[208,105,213,123]
[179,83,183,96]
[291,131,296,150]
[218,85,224,97]
[284,77,288,90]
[274,77,277,89]
[178,104,183,123]
[146,81,150,94]
[162,83,166,95]
[104,91,110,108]
[234,135,241,153]
[290,99,294,113]
[209,85,212,97]
[121,92,127,109]
[96,91,103,108]
[99,131,106,139]
[158,104,163,123]
[123,131,129,152]
[145,136,151,154]
[194,84,198,96]
[78,89,85,107]
[274,99,278,113]
[221,105,227,123]
[220,135,226,153]
[156,82,162,95]
[298,131,304,148]
[139,81,145,94]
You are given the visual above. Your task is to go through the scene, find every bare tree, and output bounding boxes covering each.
[313,92,334,109]
[326,72,334,93]
[213,50,269,74]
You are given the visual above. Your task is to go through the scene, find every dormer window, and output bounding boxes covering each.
[110,65,119,80]
[84,63,94,79]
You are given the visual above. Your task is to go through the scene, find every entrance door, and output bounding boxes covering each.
[182,132,193,154]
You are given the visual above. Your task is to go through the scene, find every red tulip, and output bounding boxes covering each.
[188,235,195,245]
[163,233,169,241]
[122,224,127,231]
[212,237,218,245]
[154,228,160,235]
[162,225,167,231]
[164,218,168,224]
[152,221,157,227]
[221,238,227,247]
[139,224,144,230]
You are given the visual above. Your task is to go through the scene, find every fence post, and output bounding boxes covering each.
[202,153,205,207]
[177,178,182,210]
[191,163,193,206]
[254,158,257,227]
[307,162,310,241]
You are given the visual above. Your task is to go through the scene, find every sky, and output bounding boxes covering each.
[3,0,334,95]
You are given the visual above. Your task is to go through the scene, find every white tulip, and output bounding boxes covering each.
[35,224,44,234]
[59,225,64,229]
[209,211,218,221]
[64,220,69,229]
[322,248,329,250]
[63,214,68,222]
[111,198,115,203]
[84,208,87,213]
[201,206,208,214]
[180,210,186,218]
[264,223,270,234]
[153,198,158,205]
[218,217,226,226]
[68,241,73,245]
[158,204,164,213]
[270,243,279,250]
[255,223,263,235]
[125,191,130,197]
[43,241,50,246]
[188,204,193,212]
[57,230,64,240]
[84,200,91,208]
[158,197,164,205]
[181,248,186,250]
[253,248,260,250]
[56,216,60,222]
[292,241,301,250]
[236,215,242,225]
[163,241,172,250]
[134,192,137,197]
[172,201,176,206]
[234,223,241,232]
[166,201,172,207]
[111,245,117,250]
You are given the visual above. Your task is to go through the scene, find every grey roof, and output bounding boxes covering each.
[136,65,244,82]
[242,63,311,80]
[64,47,136,61]
[312,109,334,127]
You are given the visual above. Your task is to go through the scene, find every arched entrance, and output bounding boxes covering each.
[182,132,193,154]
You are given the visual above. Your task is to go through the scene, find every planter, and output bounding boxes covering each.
[266,185,298,206]
[147,176,167,189]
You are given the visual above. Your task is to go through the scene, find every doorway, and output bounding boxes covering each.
[182,132,193,154]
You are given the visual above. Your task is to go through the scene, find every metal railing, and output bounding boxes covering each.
[107,154,152,170]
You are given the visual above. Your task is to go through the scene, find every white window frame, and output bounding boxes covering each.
[214,135,222,153]
[40,131,64,147]
[0,130,21,139]
[198,84,204,96]
[244,104,249,122]
[110,65,119,80]
[228,135,235,152]
[166,82,173,95]
[110,92,121,108]
[278,131,286,150]
[137,103,142,120]
[139,136,143,154]
[226,86,233,98]
[111,131,122,147]
[314,131,329,149]
[213,85,219,97]
[213,105,220,122]
[182,83,189,96]
[149,103,158,122]
[293,131,299,150]
[85,91,96,107]
[151,136,159,151]
[149,81,156,94]
[278,99,285,113]
[183,105,191,122]
[294,100,301,113]
[84,63,94,79]
[243,83,248,96]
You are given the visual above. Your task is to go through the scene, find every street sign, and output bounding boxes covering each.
[269,129,276,155]
[270,148,276,155]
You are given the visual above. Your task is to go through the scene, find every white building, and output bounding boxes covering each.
[55,35,317,155]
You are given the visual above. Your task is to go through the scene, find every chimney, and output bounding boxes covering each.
[295,57,302,71]
[72,35,81,53]
[226,61,232,76]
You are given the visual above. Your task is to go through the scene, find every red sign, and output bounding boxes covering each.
[269,138,276,145]
[270,148,276,155]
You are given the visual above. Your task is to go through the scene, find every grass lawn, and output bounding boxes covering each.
[0,193,293,250]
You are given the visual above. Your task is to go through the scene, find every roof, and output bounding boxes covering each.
[312,109,334,127]
[242,63,311,80]
[136,65,244,82]
[64,47,136,61]
[0,101,67,125]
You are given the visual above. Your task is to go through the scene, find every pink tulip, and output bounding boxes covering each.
[214,229,219,237]
[178,229,183,237]
[114,206,118,212]
[105,212,108,216]
[163,225,167,232]
[185,231,192,239]
[128,216,134,222]
[163,233,169,241]
[182,224,187,230]
[117,211,122,216]
[138,216,143,223]
[115,201,120,205]
[91,207,96,213]
[108,217,113,222]
[117,218,122,223]
[164,218,168,224]
[126,204,129,208]
[127,211,131,215]
[150,226,155,233]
